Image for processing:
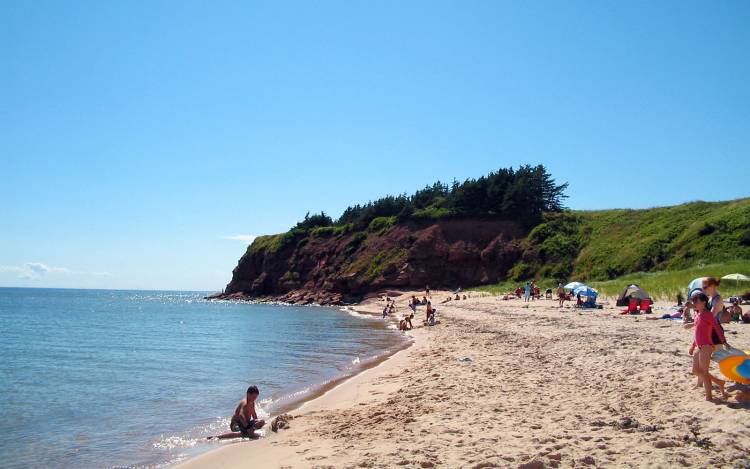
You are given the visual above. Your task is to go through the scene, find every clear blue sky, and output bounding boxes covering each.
[2,1,748,290]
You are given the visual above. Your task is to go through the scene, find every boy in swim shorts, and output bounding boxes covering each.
[208,386,266,439]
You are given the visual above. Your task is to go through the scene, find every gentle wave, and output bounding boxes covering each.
[339,306,381,320]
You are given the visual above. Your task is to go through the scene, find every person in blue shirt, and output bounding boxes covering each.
[524,282,531,303]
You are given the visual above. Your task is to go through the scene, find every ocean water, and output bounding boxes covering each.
[0,288,405,468]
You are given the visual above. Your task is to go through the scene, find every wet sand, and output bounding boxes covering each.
[178,291,750,468]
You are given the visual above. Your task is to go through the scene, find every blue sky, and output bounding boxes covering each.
[2,0,748,290]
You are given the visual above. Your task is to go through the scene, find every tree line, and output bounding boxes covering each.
[294,165,568,231]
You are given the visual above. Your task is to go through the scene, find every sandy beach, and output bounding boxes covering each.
[179,291,750,469]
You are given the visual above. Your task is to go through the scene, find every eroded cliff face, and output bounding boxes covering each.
[221,219,525,304]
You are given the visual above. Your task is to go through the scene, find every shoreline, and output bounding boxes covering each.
[179,290,750,468]
[266,320,414,418]
[177,296,419,468]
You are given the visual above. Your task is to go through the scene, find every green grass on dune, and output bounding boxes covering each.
[508,198,750,285]
[472,260,750,300]
[588,260,750,300]
[573,199,750,279]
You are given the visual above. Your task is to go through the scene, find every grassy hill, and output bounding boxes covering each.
[589,260,750,299]
[513,198,750,280]
[574,198,750,278]
[475,197,750,299]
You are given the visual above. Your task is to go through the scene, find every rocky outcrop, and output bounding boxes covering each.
[216,219,525,305]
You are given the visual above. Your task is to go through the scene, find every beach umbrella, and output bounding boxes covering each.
[722,273,750,281]
[721,273,750,290]
[572,285,598,298]
[564,281,585,290]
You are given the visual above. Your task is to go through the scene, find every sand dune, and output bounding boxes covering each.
[179,291,750,468]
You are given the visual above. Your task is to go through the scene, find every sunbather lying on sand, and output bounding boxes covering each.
[646,311,683,320]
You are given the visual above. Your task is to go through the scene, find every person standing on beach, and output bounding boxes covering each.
[703,277,733,348]
[208,386,266,440]
[557,283,565,307]
[425,301,434,323]
[523,282,531,303]
[703,277,726,318]
[426,284,430,298]
[689,293,728,401]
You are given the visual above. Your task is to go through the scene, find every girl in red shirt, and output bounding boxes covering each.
[689,292,728,401]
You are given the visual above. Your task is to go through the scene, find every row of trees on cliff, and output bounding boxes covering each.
[295,165,568,231]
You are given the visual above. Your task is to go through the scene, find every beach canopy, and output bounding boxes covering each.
[722,273,750,291]
[564,281,585,290]
[722,273,750,282]
[572,285,598,298]
[615,284,651,306]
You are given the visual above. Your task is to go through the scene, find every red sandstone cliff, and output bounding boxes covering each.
[219,219,525,304]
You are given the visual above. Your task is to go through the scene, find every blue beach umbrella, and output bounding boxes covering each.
[572,285,598,298]
[564,281,585,291]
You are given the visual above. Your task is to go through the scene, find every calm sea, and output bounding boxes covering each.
[0,288,405,468]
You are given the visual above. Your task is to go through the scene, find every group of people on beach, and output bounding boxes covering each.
[408,294,430,309]
[406,293,438,326]
[515,282,540,302]
[684,277,742,401]
[503,282,573,307]
[386,297,415,330]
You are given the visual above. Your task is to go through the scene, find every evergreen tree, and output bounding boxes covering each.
[320,165,567,229]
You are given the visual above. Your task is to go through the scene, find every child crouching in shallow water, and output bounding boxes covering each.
[689,292,728,401]
[208,386,266,440]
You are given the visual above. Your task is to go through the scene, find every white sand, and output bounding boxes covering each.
[178,291,750,468]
